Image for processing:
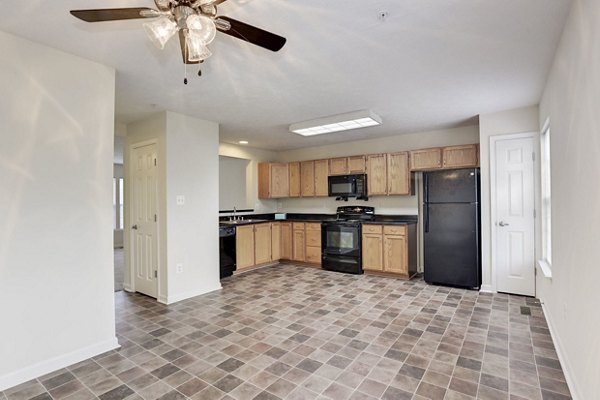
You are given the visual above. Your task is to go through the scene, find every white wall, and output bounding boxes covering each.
[0,31,118,390]
[478,106,540,292]
[164,111,221,303]
[277,125,480,215]
[219,143,279,214]
[537,0,600,398]
[113,163,124,248]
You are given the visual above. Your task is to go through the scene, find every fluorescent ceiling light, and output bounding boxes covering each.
[290,110,382,137]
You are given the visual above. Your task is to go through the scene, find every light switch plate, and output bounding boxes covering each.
[176,195,185,205]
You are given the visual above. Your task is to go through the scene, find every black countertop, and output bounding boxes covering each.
[219,213,418,226]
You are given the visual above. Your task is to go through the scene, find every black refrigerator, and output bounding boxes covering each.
[423,168,481,289]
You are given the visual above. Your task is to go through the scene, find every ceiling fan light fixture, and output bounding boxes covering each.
[186,31,213,61]
[143,16,178,49]
[186,14,217,44]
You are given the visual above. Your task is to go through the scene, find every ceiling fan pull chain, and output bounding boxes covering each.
[184,40,188,85]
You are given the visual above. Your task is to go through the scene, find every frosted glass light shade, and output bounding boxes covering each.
[143,16,178,49]
[186,14,217,44]
[186,31,213,61]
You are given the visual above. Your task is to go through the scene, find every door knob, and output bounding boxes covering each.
[132,224,138,230]
[499,221,509,227]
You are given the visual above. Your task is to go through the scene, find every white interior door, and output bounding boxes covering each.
[131,142,158,298]
[493,136,535,296]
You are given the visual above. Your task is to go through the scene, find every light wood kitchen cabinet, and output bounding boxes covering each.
[360,223,416,278]
[289,162,301,197]
[329,157,348,175]
[442,144,479,169]
[292,223,305,262]
[410,148,442,171]
[314,160,329,197]
[305,223,322,265]
[254,223,272,265]
[271,222,281,261]
[280,222,292,260]
[300,161,315,197]
[362,225,383,271]
[367,154,387,196]
[258,163,289,199]
[387,152,411,195]
[348,156,366,173]
[236,225,255,270]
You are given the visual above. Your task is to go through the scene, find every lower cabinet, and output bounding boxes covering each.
[305,223,322,264]
[292,223,305,262]
[280,222,292,260]
[236,223,280,271]
[362,224,416,279]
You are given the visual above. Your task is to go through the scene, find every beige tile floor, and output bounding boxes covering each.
[2,265,572,400]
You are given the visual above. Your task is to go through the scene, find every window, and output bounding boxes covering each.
[540,121,552,275]
[113,177,124,230]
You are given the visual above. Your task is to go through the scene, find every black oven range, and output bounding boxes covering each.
[321,206,375,274]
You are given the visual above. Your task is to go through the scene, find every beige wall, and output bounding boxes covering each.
[0,31,117,389]
[537,0,600,398]
[276,125,480,215]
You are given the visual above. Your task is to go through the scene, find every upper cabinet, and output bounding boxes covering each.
[410,144,479,171]
[258,162,289,199]
[442,144,479,169]
[410,148,442,171]
[387,152,411,195]
[289,162,301,197]
[366,154,387,196]
[300,160,315,197]
[314,159,329,197]
[328,155,366,175]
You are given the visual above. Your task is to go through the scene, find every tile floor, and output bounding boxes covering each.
[2,265,572,400]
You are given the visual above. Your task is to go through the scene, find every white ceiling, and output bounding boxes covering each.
[0,0,572,151]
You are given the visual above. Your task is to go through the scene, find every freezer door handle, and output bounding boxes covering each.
[424,204,429,233]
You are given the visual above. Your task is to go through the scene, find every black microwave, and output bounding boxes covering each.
[328,174,367,199]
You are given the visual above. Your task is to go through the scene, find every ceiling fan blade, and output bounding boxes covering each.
[216,16,286,52]
[70,8,155,23]
[178,31,200,65]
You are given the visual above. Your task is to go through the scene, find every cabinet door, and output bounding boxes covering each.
[387,152,411,195]
[280,222,292,260]
[367,154,387,196]
[270,163,289,198]
[314,160,329,197]
[362,233,383,271]
[301,161,315,197]
[410,148,442,171]
[442,144,479,169]
[254,224,272,265]
[305,246,321,264]
[384,234,407,275]
[348,156,366,173]
[329,157,348,175]
[236,225,255,269]
[271,222,281,261]
[305,225,321,247]
[292,229,305,262]
[258,163,270,199]
[289,162,301,197]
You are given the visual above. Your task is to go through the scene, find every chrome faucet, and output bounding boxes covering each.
[233,207,237,221]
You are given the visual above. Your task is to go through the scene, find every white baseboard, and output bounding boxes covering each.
[164,284,222,305]
[541,303,581,400]
[479,284,495,293]
[123,283,133,293]
[0,337,119,392]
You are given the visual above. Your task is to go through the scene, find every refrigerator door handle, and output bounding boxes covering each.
[424,173,429,203]
[424,204,429,233]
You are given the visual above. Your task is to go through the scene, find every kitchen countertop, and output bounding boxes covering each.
[219,213,418,226]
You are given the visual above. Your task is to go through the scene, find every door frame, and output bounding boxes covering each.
[489,131,539,295]
[126,138,162,298]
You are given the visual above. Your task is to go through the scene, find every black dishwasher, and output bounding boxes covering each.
[219,226,236,279]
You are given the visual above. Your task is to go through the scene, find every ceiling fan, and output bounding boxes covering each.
[70,0,286,66]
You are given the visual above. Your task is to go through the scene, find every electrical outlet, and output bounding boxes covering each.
[176,195,185,205]
[176,263,183,274]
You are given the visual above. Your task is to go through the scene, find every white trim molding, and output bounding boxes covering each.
[0,338,119,391]
[164,285,222,305]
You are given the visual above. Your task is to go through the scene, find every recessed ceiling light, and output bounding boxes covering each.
[239,140,248,144]
[290,110,382,137]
